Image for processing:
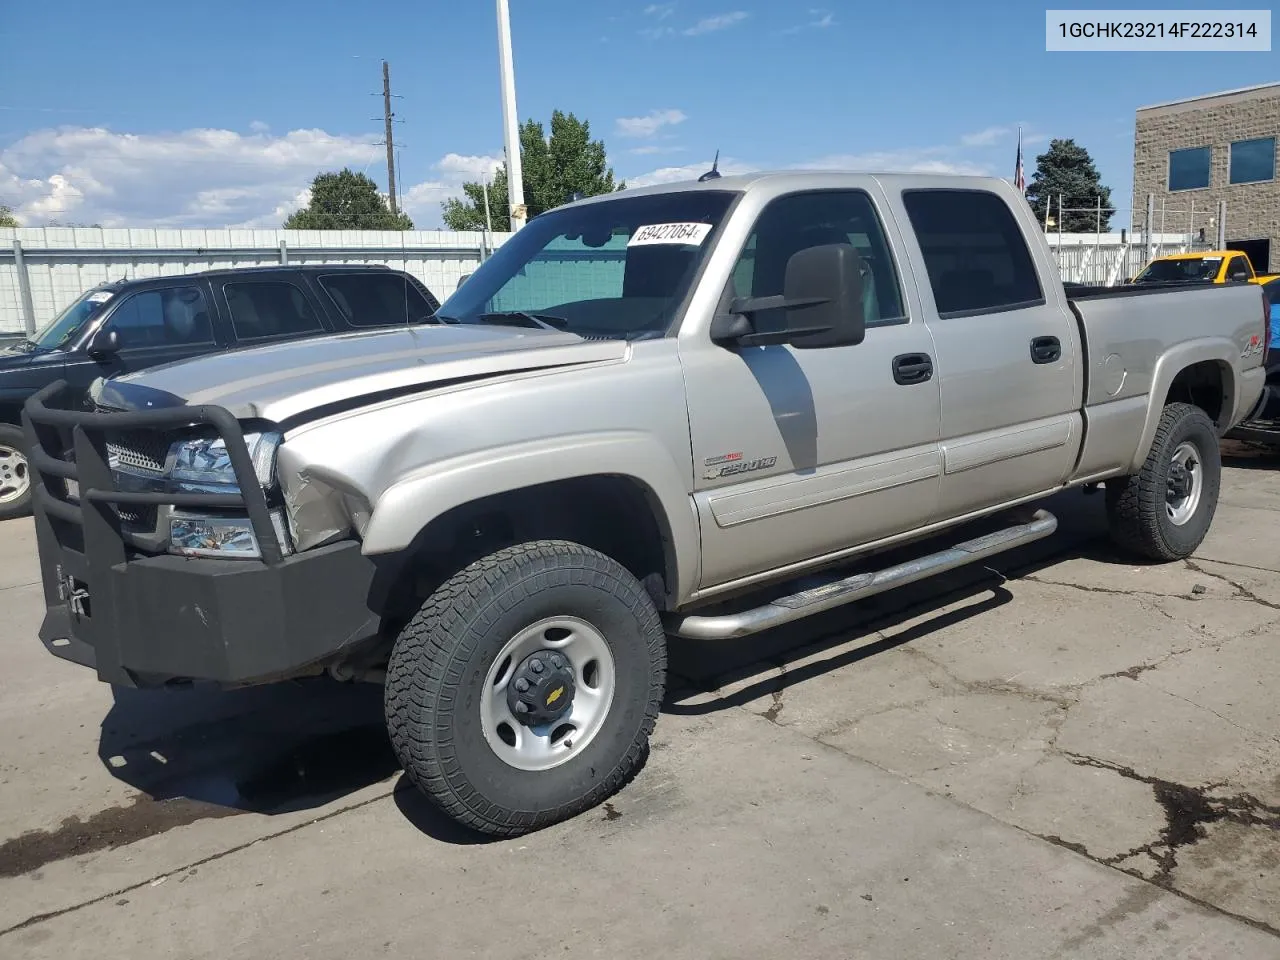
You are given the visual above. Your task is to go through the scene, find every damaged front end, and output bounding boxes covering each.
[22,380,385,689]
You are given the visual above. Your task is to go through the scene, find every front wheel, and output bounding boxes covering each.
[1105,402,1221,561]
[0,423,32,521]
[384,540,667,837]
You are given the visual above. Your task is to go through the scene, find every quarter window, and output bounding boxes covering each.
[318,272,439,327]
[728,190,907,331]
[1229,137,1276,185]
[104,286,213,347]
[223,281,324,341]
[1168,146,1212,191]
[902,189,1044,318]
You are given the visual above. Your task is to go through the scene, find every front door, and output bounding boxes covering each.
[64,282,223,407]
[681,187,944,590]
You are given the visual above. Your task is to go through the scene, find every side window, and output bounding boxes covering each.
[728,190,906,331]
[317,273,439,327]
[1227,257,1252,281]
[104,286,213,347]
[223,281,324,341]
[902,189,1044,317]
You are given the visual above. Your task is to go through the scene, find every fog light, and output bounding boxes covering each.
[169,510,293,559]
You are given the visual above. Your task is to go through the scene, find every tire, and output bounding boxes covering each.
[0,423,32,521]
[1105,402,1221,561]
[385,539,667,837]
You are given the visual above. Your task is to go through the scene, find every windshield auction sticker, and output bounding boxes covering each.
[628,223,713,247]
[86,291,114,303]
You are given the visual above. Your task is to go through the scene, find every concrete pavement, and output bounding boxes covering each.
[1,446,1279,958]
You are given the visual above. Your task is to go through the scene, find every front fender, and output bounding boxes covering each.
[360,430,700,603]
[1127,337,1240,473]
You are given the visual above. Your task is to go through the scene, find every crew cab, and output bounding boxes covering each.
[1131,249,1277,285]
[0,264,439,519]
[24,172,1270,837]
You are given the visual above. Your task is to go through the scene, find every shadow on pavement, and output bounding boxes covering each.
[89,488,1117,841]
[663,487,1123,712]
[98,676,398,815]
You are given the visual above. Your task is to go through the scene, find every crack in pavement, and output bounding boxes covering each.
[0,788,397,939]
[1185,560,1280,612]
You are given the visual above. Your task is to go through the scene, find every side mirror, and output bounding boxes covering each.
[87,326,120,359]
[710,244,866,349]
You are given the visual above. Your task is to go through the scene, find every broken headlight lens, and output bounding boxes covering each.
[168,431,281,491]
[169,509,293,559]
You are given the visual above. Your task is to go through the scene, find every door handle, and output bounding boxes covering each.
[1030,336,1061,364]
[892,352,933,385]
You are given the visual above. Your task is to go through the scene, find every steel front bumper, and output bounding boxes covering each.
[37,543,381,687]
[24,380,381,688]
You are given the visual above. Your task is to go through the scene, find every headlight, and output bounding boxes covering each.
[169,509,294,559]
[169,431,281,490]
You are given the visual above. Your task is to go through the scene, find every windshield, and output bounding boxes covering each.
[438,190,738,340]
[27,289,114,350]
[1135,257,1221,283]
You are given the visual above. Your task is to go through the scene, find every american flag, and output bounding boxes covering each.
[1013,126,1026,195]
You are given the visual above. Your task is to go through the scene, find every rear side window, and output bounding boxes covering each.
[223,281,324,341]
[902,189,1044,318]
[318,273,439,327]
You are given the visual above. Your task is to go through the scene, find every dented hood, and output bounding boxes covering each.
[94,323,628,423]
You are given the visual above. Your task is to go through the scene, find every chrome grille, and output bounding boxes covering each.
[105,431,171,475]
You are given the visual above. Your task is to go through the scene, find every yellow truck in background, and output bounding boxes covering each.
[1131,250,1278,285]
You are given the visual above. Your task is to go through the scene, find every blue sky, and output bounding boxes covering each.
[0,0,1275,228]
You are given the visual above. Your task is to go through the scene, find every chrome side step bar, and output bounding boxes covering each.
[666,509,1058,640]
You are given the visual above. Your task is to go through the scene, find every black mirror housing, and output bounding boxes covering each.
[784,243,866,349]
[712,243,867,349]
[87,327,120,358]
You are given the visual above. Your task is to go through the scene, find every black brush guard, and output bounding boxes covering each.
[22,380,379,688]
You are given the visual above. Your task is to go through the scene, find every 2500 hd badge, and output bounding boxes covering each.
[703,453,779,480]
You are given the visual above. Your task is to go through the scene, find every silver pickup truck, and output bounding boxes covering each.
[24,172,1271,837]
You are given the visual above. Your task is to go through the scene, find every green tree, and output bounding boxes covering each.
[1026,139,1113,232]
[284,169,413,230]
[0,205,18,228]
[443,111,622,231]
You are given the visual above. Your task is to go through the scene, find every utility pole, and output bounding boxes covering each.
[382,60,398,216]
[496,0,525,230]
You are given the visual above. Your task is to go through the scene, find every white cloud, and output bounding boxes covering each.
[782,8,836,34]
[960,126,1010,148]
[644,2,676,19]
[630,145,687,156]
[0,125,383,227]
[248,120,270,134]
[683,12,749,35]
[624,157,758,188]
[615,109,688,139]
[0,124,502,229]
[805,150,989,176]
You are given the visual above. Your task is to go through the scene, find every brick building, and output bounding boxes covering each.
[1133,82,1279,274]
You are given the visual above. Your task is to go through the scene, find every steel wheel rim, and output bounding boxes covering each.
[1166,440,1202,526]
[0,443,29,506]
[479,616,617,772]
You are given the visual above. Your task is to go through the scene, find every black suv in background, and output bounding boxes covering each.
[0,264,440,519]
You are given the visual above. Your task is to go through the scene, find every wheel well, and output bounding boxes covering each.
[1165,360,1227,426]
[376,475,677,627]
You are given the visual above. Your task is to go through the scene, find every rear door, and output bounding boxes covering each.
[682,186,944,589]
[63,281,224,406]
[214,277,333,347]
[892,186,1082,518]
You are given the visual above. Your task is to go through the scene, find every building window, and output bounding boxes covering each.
[1229,137,1276,185]
[1168,146,1211,191]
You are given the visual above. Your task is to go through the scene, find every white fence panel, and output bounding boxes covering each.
[0,228,513,335]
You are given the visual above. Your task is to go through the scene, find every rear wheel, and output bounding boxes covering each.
[0,423,32,521]
[384,539,666,836]
[1105,402,1220,561]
